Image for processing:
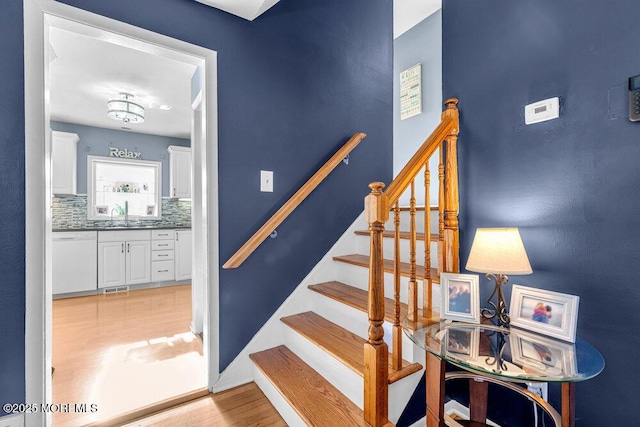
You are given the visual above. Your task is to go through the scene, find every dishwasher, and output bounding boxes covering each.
[52,231,98,295]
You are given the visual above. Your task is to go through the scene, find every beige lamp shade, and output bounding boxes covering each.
[465,228,533,275]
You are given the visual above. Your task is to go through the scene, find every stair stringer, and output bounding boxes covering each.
[212,211,367,392]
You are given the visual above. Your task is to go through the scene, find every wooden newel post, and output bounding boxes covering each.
[442,98,460,273]
[364,182,389,427]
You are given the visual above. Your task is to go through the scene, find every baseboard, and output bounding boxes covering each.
[0,414,24,427]
[85,387,209,427]
[407,400,502,427]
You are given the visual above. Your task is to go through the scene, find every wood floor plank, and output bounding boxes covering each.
[250,346,368,427]
[121,383,286,427]
[308,281,440,328]
[333,253,440,283]
[52,284,207,427]
[281,311,422,383]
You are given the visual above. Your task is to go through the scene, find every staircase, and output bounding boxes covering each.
[248,212,437,426]
[227,99,460,426]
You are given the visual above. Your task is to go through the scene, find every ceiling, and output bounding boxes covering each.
[48,1,441,140]
[49,27,196,139]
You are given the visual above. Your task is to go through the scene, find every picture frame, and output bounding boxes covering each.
[509,285,580,342]
[94,205,109,216]
[146,205,156,216]
[509,328,577,378]
[440,273,480,323]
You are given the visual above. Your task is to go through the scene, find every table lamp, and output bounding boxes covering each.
[465,228,532,326]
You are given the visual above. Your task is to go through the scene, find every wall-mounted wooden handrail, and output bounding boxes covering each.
[223,132,367,269]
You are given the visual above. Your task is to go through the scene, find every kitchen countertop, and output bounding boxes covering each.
[53,225,191,232]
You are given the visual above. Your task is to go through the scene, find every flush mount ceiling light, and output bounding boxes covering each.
[107,92,145,124]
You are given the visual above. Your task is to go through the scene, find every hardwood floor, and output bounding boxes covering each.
[122,383,286,427]
[52,284,206,426]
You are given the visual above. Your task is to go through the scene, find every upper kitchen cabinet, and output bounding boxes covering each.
[52,131,79,195]
[168,145,191,199]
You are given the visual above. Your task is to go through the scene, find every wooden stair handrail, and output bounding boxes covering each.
[223,132,366,269]
[383,101,458,206]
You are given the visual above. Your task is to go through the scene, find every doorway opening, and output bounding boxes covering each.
[24,1,219,425]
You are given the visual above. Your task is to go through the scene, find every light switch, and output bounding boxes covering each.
[260,170,273,192]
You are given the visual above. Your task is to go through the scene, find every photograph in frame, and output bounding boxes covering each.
[509,285,580,342]
[440,273,480,323]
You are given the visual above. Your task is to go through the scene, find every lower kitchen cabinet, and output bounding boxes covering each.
[98,230,152,288]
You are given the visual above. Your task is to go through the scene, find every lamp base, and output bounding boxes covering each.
[480,273,510,327]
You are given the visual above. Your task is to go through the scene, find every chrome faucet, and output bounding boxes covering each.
[124,201,129,227]
[110,208,119,226]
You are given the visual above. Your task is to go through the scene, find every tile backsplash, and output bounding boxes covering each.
[52,195,191,229]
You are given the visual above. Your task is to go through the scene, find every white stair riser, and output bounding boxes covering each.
[282,324,424,425]
[382,209,439,234]
[333,263,441,308]
[253,365,307,427]
[283,326,364,408]
[354,234,439,267]
[308,289,424,364]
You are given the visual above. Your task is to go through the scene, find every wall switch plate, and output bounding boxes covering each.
[260,170,273,192]
[525,97,560,125]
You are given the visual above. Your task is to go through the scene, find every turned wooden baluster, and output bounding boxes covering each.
[408,181,418,322]
[443,98,460,273]
[364,182,389,427]
[438,144,445,275]
[424,165,433,318]
[392,202,402,371]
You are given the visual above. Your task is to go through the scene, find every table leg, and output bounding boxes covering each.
[425,352,446,427]
[562,382,575,427]
[469,378,488,423]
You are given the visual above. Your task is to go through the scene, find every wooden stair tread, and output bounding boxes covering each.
[333,254,440,283]
[308,281,440,331]
[354,230,440,241]
[281,311,422,383]
[249,345,367,427]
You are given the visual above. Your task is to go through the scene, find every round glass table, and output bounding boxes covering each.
[402,318,604,427]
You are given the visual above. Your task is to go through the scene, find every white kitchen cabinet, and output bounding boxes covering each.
[168,145,191,199]
[53,231,97,294]
[126,240,152,285]
[51,131,79,195]
[98,230,151,288]
[175,229,192,281]
[151,230,175,282]
[98,241,126,288]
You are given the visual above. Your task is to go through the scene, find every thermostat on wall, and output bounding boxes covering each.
[525,97,560,125]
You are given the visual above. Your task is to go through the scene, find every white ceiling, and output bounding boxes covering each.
[194,0,280,21]
[394,0,442,39]
[48,2,441,140]
[49,27,197,139]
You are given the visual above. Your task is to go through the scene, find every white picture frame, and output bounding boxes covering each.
[510,285,580,342]
[440,273,480,323]
[509,328,577,378]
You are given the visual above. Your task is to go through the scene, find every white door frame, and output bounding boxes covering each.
[24,1,219,425]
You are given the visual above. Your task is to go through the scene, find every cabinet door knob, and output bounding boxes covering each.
[127,243,130,253]
[121,243,124,253]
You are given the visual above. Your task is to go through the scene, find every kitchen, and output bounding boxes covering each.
[47,25,206,425]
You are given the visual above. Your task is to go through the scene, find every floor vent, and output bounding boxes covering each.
[104,285,130,295]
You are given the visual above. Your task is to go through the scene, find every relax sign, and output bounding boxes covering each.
[109,147,142,159]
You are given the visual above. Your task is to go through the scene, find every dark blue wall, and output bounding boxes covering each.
[50,121,190,196]
[0,0,26,412]
[1,0,392,409]
[444,0,639,424]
